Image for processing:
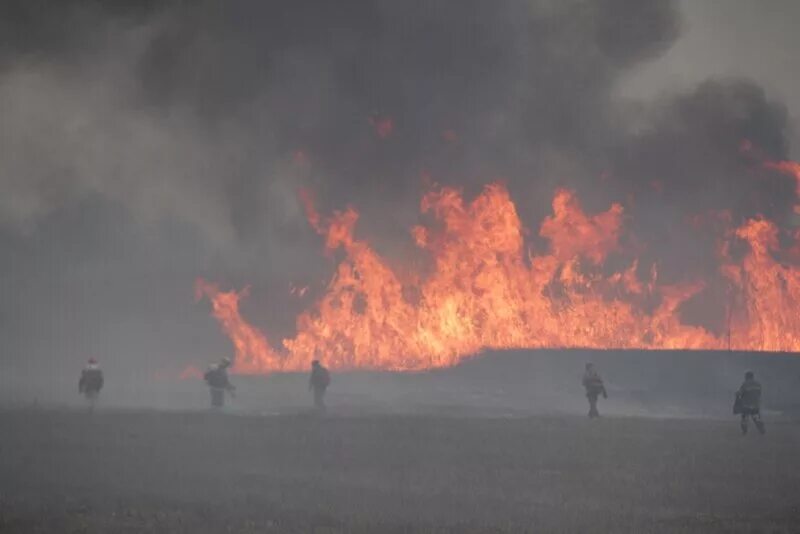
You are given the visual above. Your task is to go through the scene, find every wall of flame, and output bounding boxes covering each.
[196,158,800,374]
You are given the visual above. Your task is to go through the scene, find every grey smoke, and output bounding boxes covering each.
[0,0,797,382]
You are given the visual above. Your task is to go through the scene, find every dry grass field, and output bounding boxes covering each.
[0,409,798,533]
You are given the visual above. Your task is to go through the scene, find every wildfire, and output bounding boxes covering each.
[197,159,800,374]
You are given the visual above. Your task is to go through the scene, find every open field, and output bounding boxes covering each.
[0,409,798,533]
[5,349,800,418]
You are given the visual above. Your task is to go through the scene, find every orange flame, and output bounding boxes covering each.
[194,280,282,374]
[178,365,204,380]
[297,188,322,234]
[197,150,800,373]
[720,217,800,350]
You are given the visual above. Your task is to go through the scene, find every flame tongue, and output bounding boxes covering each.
[198,163,800,373]
[194,280,283,374]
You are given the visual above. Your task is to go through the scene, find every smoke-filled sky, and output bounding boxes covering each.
[1,0,798,378]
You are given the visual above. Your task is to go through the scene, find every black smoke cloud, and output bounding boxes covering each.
[0,0,795,380]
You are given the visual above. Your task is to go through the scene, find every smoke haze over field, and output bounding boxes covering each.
[1,1,799,382]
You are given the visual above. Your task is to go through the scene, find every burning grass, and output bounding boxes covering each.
[196,155,800,373]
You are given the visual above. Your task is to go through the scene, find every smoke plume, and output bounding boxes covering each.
[0,1,796,379]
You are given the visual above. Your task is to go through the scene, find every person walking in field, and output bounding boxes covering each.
[309,360,331,413]
[78,358,104,411]
[582,363,607,418]
[735,370,765,435]
[204,357,236,409]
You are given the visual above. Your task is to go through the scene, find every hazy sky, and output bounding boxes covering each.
[1,1,798,379]
[620,0,799,154]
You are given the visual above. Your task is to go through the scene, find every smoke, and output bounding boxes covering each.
[620,0,800,157]
[0,0,796,382]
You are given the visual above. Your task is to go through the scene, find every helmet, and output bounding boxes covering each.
[745,370,755,379]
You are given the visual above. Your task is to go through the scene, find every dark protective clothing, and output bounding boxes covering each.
[204,366,232,389]
[204,363,234,408]
[582,367,607,418]
[210,387,225,408]
[309,364,331,411]
[738,378,762,411]
[79,366,104,396]
[737,378,765,435]
[78,364,104,411]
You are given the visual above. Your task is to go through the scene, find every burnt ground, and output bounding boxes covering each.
[0,409,798,533]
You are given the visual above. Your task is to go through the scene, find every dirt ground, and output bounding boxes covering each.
[0,409,798,533]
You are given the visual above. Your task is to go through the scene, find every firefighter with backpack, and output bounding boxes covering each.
[309,360,331,413]
[78,358,104,411]
[733,370,765,435]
